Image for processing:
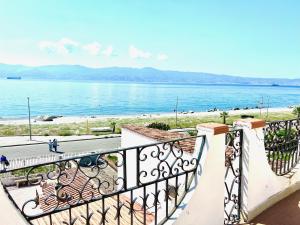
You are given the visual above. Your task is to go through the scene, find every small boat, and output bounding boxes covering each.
[272,83,279,86]
[6,76,21,80]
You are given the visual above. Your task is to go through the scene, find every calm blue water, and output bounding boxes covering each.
[0,79,300,118]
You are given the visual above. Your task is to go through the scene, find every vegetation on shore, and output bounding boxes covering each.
[0,111,296,137]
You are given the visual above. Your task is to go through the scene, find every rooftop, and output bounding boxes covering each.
[122,125,196,153]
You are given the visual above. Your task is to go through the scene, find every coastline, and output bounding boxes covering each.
[0,107,292,125]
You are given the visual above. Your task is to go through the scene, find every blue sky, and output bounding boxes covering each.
[0,0,300,78]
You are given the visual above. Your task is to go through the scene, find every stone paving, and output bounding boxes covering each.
[241,190,300,225]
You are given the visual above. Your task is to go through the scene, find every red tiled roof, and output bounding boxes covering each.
[32,169,154,225]
[122,125,196,153]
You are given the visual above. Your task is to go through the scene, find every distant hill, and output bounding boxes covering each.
[0,63,300,86]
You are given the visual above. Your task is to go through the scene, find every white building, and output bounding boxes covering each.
[120,125,204,223]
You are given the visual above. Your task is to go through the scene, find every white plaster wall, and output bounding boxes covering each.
[290,163,300,186]
[234,122,300,221]
[173,129,226,225]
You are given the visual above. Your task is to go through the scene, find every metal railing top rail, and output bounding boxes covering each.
[0,135,206,225]
[265,118,300,124]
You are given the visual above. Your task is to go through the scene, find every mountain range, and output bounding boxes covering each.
[0,63,300,86]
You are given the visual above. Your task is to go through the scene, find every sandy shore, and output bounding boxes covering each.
[0,107,292,125]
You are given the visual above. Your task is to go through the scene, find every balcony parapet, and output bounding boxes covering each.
[174,123,228,225]
[234,118,300,222]
[0,184,29,225]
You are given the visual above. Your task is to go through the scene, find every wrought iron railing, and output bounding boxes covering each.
[224,128,243,225]
[264,119,300,175]
[0,135,205,225]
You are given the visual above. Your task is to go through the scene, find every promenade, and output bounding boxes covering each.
[0,135,121,159]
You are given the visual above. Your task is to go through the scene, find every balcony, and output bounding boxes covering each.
[0,118,300,225]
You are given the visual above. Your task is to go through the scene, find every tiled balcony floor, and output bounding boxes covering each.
[242,190,300,225]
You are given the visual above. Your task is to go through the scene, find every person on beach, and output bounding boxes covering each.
[52,139,58,152]
[48,140,53,152]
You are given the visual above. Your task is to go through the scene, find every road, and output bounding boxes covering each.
[0,137,121,159]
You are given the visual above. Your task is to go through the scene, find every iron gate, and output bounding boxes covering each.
[224,129,243,225]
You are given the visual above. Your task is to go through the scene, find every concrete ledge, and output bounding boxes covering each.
[234,119,265,129]
[0,184,29,225]
[197,123,229,135]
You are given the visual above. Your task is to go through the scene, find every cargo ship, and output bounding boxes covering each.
[272,83,279,86]
[6,76,22,80]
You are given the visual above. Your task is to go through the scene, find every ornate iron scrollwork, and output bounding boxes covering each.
[224,129,243,225]
[0,135,205,225]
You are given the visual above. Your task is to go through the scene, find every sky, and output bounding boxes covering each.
[0,0,300,78]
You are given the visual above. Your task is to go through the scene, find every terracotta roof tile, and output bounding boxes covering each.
[122,125,196,153]
[32,169,154,225]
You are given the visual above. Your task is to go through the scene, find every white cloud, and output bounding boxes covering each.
[82,42,101,55]
[157,53,168,61]
[129,45,151,59]
[38,41,56,53]
[102,45,114,57]
[38,38,79,54]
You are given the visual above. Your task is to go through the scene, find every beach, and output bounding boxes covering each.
[0,107,292,125]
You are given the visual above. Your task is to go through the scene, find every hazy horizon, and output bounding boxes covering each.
[1,62,299,80]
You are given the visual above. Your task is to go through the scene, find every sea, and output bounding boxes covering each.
[0,79,300,118]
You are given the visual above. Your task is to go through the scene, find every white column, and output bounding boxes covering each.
[174,123,228,225]
[234,119,289,221]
